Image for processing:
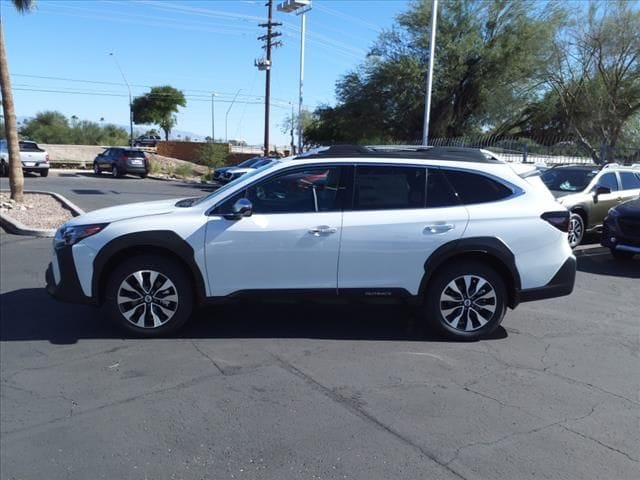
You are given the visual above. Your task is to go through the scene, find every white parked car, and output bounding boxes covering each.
[0,139,50,177]
[46,146,576,340]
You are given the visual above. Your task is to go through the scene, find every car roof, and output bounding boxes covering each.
[296,145,504,164]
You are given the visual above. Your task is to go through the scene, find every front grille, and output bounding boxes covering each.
[618,217,640,240]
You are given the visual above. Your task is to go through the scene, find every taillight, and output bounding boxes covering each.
[541,211,570,232]
[46,153,49,162]
[120,155,127,161]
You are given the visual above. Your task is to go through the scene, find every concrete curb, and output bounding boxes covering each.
[0,190,85,238]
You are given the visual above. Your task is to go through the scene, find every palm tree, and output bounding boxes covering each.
[0,0,35,203]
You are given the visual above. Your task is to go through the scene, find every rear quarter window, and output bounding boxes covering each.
[443,169,513,205]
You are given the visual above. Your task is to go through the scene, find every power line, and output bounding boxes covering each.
[12,86,291,109]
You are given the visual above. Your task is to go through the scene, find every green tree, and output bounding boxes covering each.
[306,0,565,145]
[1,0,35,202]
[20,111,129,145]
[541,0,640,163]
[132,86,186,141]
[20,111,70,143]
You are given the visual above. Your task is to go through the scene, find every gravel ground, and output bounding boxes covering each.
[0,192,74,229]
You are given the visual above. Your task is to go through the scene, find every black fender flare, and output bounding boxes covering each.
[418,237,521,308]
[92,231,207,304]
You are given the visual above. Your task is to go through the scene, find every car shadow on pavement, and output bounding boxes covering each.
[577,254,640,278]
[0,288,507,344]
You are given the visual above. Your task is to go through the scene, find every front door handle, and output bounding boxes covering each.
[309,225,338,236]
[423,223,454,234]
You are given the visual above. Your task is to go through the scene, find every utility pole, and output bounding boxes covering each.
[422,0,438,146]
[256,0,282,156]
[290,102,295,154]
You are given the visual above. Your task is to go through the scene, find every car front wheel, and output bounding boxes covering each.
[94,163,101,175]
[568,213,584,248]
[423,261,507,341]
[40,169,49,177]
[105,255,194,337]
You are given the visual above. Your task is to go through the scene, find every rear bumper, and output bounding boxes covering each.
[22,163,49,172]
[516,256,576,303]
[45,246,94,305]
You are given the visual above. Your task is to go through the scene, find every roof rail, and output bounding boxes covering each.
[295,144,504,163]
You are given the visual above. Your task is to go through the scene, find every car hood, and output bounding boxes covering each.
[549,189,579,199]
[226,167,253,174]
[64,198,182,227]
[612,197,640,217]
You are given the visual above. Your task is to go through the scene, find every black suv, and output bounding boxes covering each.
[93,148,149,178]
[601,196,640,259]
[133,135,161,147]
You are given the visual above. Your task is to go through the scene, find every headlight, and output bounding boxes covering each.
[54,223,109,248]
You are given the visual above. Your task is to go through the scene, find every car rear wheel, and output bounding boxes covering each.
[105,255,194,337]
[139,173,148,179]
[568,213,584,248]
[111,166,120,178]
[423,261,507,341]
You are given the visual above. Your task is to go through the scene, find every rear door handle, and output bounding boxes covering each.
[309,225,338,236]
[423,223,454,234]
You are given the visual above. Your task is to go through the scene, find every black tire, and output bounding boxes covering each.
[610,248,635,260]
[0,161,7,177]
[423,261,507,341]
[105,255,194,337]
[93,163,101,175]
[568,212,585,248]
[111,165,120,178]
[139,173,148,179]
[40,169,49,177]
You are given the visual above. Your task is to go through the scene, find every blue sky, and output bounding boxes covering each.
[2,0,410,146]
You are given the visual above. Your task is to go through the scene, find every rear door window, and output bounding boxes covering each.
[353,165,426,210]
[442,169,513,205]
[619,171,640,190]
[426,169,459,207]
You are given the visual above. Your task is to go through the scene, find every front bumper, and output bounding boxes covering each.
[516,256,577,303]
[45,245,94,305]
[601,216,640,253]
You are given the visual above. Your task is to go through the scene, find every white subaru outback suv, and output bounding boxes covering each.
[46,146,576,341]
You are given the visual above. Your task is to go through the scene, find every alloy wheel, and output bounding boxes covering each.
[568,214,584,248]
[117,270,179,328]
[439,275,497,332]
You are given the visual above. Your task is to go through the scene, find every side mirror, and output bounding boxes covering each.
[224,198,253,220]
[594,186,611,197]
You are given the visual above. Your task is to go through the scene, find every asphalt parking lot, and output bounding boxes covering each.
[1,171,638,479]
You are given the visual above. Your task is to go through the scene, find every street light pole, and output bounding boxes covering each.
[225,89,243,143]
[278,0,311,154]
[109,52,133,147]
[211,92,218,142]
[422,0,438,146]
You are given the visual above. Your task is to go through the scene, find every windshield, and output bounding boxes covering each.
[237,157,265,168]
[191,162,276,207]
[541,168,598,192]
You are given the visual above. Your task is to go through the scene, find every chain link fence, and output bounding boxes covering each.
[422,136,640,166]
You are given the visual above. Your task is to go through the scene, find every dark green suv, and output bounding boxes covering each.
[541,164,640,247]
